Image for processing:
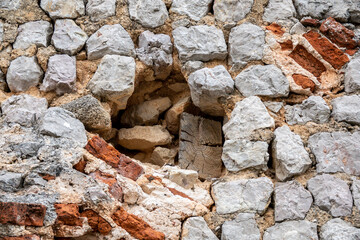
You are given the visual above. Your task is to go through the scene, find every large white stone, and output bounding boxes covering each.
[213,0,254,23]
[181,217,218,240]
[263,220,318,240]
[128,0,168,28]
[40,0,85,19]
[86,0,116,21]
[13,21,53,50]
[171,0,212,21]
[332,95,360,125]
[320,218,360,240]
[221,213,260,240]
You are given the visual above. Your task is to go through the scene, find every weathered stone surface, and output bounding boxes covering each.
[40,0,85,19]
[0,171,23,192]
[128,0,168,28]
[223,96,275,140]
[0,235,41,240]
[228,23,265,71]
[0,0,21,10]
[178,113,222,179]
[213,0,253,23]
[274,181,312,222]
[118,125,172,150]
[86,24,135,60]
[222,140,269,172]
[188,65,234,116]
[263,0,297,24]
[235,64,289,98]
[51,19,88,55]
[181,217,218,240]
[80,209,112,234]
[345,57,360,93]
[61,95,111,131]
[352,179,360,211]
[181,61,204,77]
[307,174,353,217]
[87,55,135,110]
[13,21,52,50]
[321,218,360,240]
[89,171,123,201]
[272,126,311,181]
[173,25,227,62]
[332,95,360,125]
[212,177,273,214]
[121,97,172,127]
[171,0,212,21]
[6,56,43,92]
[149,147,177,166]
[0,22,3,43]
[0,202,46,227]
[264,101,283,113]
[263,220,318,240]
[221,213,260,240]
[349,1,360,24]
[294,0,349,21]
[86,0,116,21]
[165,96,191,134]
[168,168,198,189]
[40,54,76,95]
[54,204,82,226]
[285,96,331,125]
[308,131,360,175]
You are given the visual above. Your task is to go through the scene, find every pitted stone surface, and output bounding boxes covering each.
[40,0,85,19]
[171,0,212,21]
[320,218,360,240]
[0,171,23,192]
[263,0,297,24]
[213,0,253,23]
[221,213,260,240]
[181,217,218,240]
[13,21,52,50]
[128,0,168,28]
[263,220,318,240]
[332,95,360,125]
[345,57,360,93]
[86,0,116,21]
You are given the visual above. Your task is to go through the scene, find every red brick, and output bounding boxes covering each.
[80,209,112,235]
[54,204,82,227]
[73,159,87,173]
[0,235,40,240]
[301,18,321,27]
[280,40,293,51]
[39,173,56,181]
[0,202,46,227]
[266,23,285,36]
[292,74,316,92]
[89,171,123,201]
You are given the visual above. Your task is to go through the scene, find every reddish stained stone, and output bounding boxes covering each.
[54,204,82,227]
[73,159,87,173]
[0,202,46,227]
[112,207,165,240]
[167,188,194,201]
[280,40,293,51]
[39,173,56,181]
[89,171,123,201]
[303,31,349,69]
[289,45,326,78]
[292,74,316,92]
[266,23,285,36]
[301,18,321,27]
[80,209,112,235]
[346,48,358,56]
[0,235,40,240]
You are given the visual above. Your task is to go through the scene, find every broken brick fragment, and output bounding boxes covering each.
[80,209,112,235]
[167,188,194,201]
[90,171,123,201]
[0,235,40,240]
[292,74,316,92]
[54,204,82,226]
[301,18,321,27]
[39,173,56,181]
[0,202,46,227]
[266,23,285,36]
[280,40,293,51]
[73,159,87,173]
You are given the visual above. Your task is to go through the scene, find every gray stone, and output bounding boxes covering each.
[87,55,135,110]
[352,179,360,211]
[179,113,223,179]
[6,56,43,92]
[263,0,297,24]
[212,177,273,214]
[264,101,283,113]
[128,0,168,28]
[181,217,218,240]
[0,171,23,192]
[86,0,116,21]
[223,96,275,140]
[173,25,227,62]
[121,97,172,127]
[235,64,289,98]
[345,57,360,93]
[61,95,111,131]
[274,181,313,222]
[40,54,77,95]
[52,19,88,55]
[171,0,212,21]
[263,220,318,240]
[307,174,353,217]
[229,23,265,71]
[23,173,47,187]
[0,21,3,42]
[182,61,204,76]
[0,0,21,10]
[168,168,198,189]
[39,107,87,148]
[1,94,48,127]
[213,0,254,23]
[13,21,52,50]
[136,31,173,80]
[348,0,360,24]
[285,96,331,125]
[332,95,360,125]
[272,126,311,181]
[308,131,360,175]
[221,213,260,240]
[40,0,85,19]
[222,140,269,172]
[188,65,234,116]
[86,24,135,60]
[320,218,360,240]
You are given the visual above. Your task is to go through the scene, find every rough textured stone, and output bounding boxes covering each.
[51,19,88,55]
[87,55,135,110]
[173,25,227,62]
[181,217,218,240]
[263,0,297,24]
[165,96,191,134]
[263,220,318,240]
[345,57,360,93]
[171,0,212,21]
[349,1,360,24]
[307,174,353,217]
[182,61,204,76]
[223,96,275,140]
[221,213,260,240]
[128,0,168,28]
[264,101,283,113]
[6,56,43,92]
[332,95,360,125]
[272,126,311,181]
[86,24,135,60]
[274,181,312,222]
[86,0,116,21]
[222,140,269,172]
[285,96,331,125]
[212,177,273,214]
[168,169,198,189]
[149,147,177,166]
[136,31,173,80]
[352,179,360,211]
[0,202,46,227]
[213,0,253,23]
[13,21,52,50]
[235,64,289,98]
[228,23,265,71]
[308,131,360,175]
[40,0,85,19]
[40,54,76,95]
[61,95,111,131]
[321,218,360,240]
[188,65,234,116]
[0,171,23,192]
[0,22,3,43]
[0,0,21,10]
[178,113,222,179]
